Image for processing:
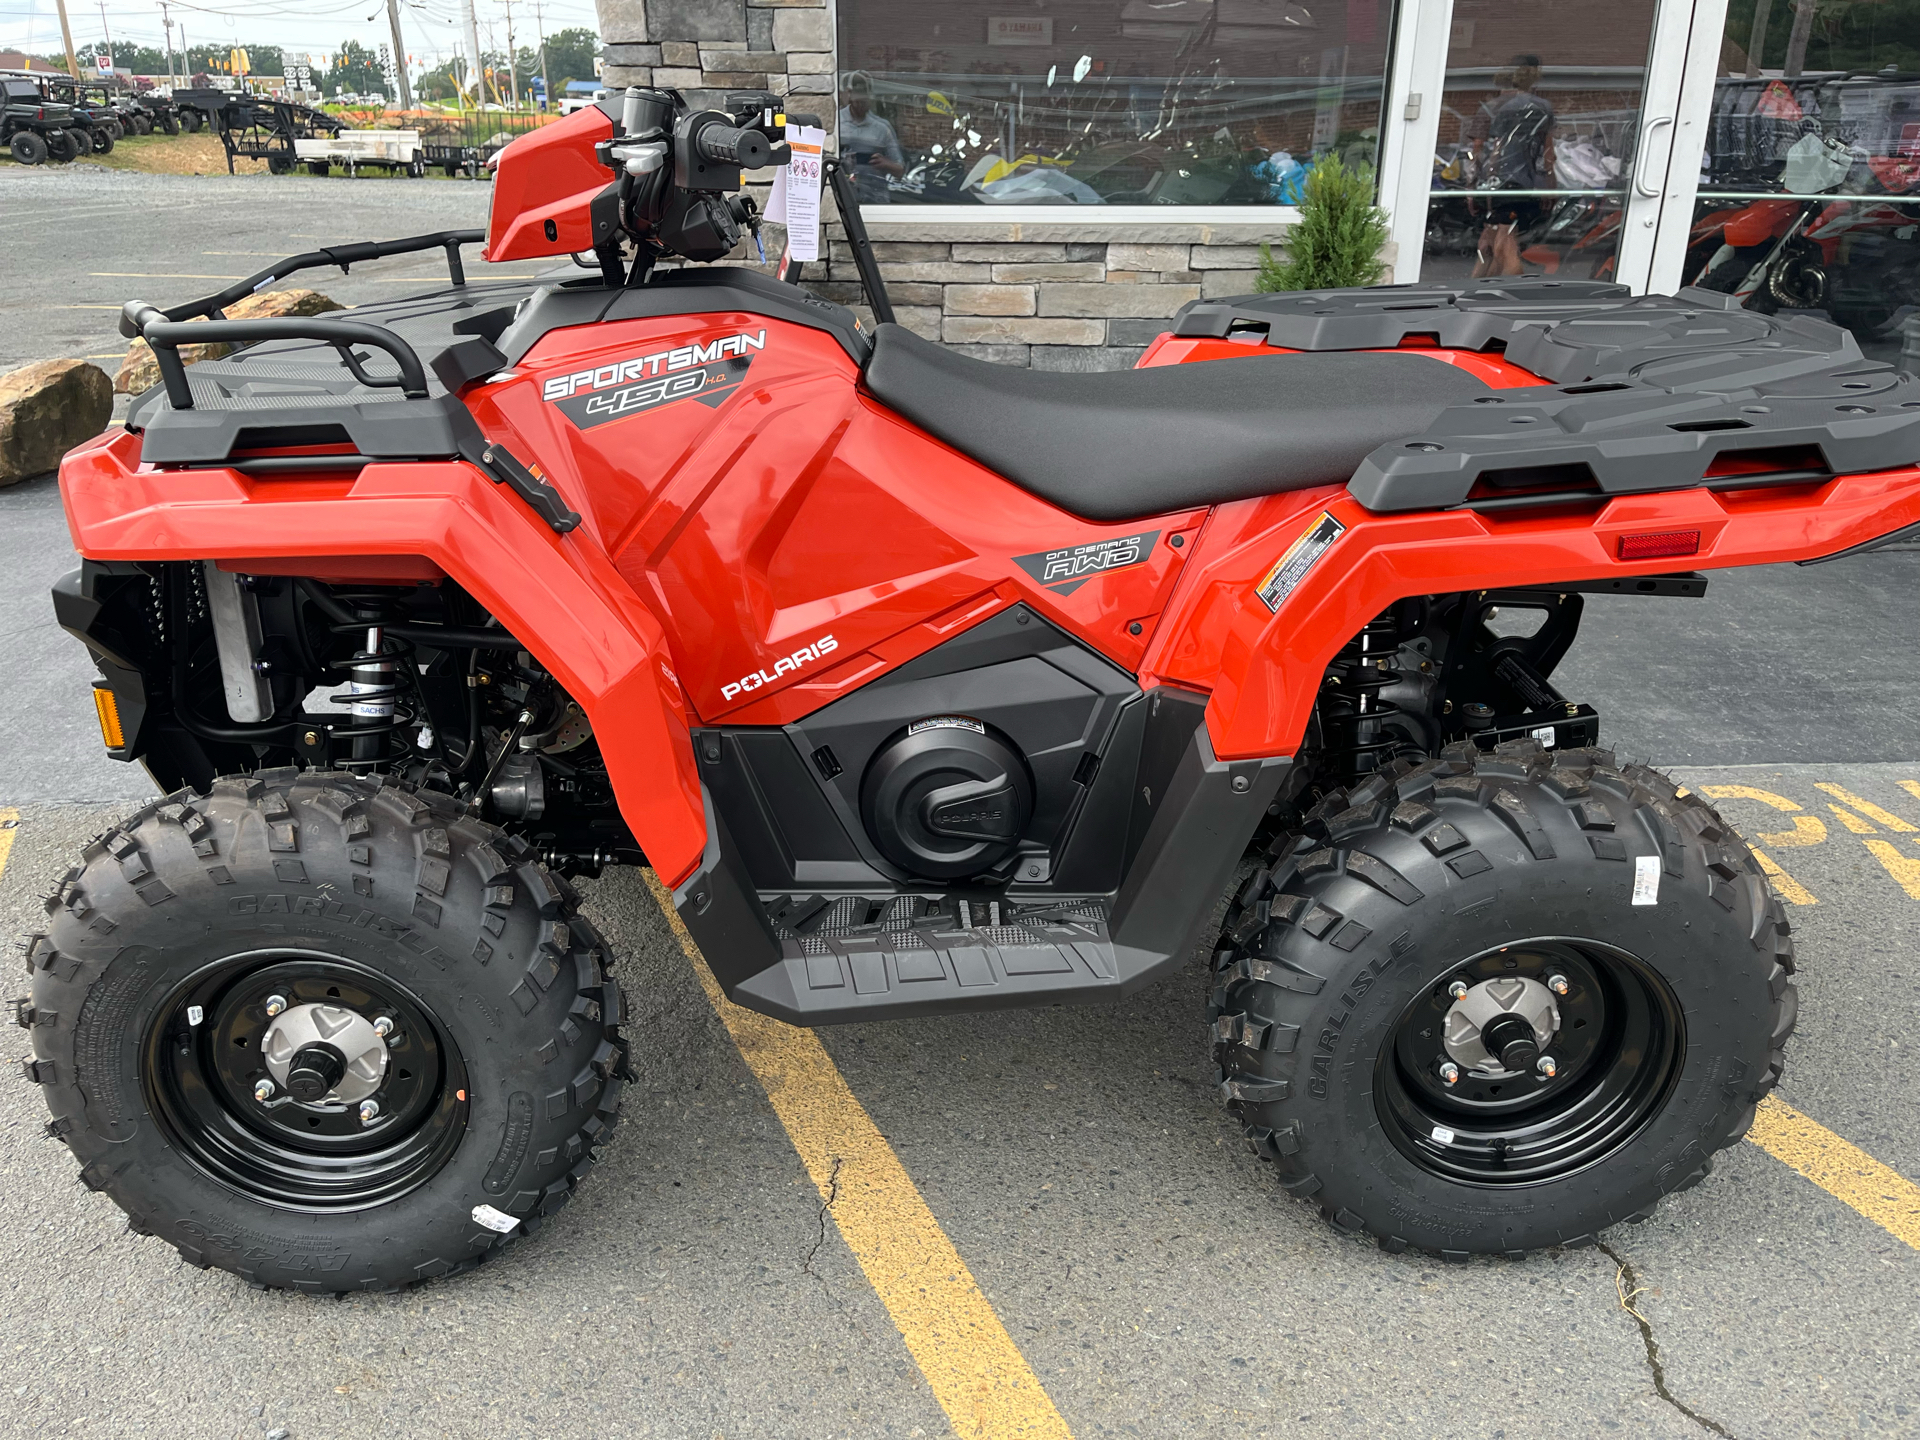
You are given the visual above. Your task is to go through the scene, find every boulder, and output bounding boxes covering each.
[115,287,346,396]
[0,358,113,486]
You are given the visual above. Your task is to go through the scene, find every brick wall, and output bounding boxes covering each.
[591,0,1298,368]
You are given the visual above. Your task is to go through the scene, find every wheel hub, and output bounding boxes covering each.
[262,1002,388,1104]
[1441,976,1559,1076]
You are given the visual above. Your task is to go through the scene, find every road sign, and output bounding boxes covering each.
[288,63,313,89]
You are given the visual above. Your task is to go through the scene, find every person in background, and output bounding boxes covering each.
[838,72,905,204]
[1469,54,1556,276]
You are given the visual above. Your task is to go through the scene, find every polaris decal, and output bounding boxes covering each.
[722,634,838,703]
[1256,512,1345,612]
[1012,530,1159,596]
[543,330,765,430]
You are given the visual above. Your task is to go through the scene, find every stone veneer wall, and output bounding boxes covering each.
[590,0,1297,369]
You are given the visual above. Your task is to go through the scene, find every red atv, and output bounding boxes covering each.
[30,87,1920,1293]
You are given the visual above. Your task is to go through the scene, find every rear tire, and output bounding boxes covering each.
[90,127,113,155]
[181,109,202,133]
[1208,740,1795,1258]
[44,128,75,162]
[10,131,47,165]
[20,770,628,1293]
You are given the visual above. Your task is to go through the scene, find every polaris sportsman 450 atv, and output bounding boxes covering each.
[31,87,1920,1293]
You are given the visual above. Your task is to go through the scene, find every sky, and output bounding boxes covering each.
[0,0,602,73]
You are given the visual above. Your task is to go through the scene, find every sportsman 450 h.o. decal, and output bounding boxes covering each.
[544,330,764,430]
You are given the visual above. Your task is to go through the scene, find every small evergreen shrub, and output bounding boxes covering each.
[1255,153,1391,292]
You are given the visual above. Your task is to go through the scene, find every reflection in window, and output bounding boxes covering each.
[1691,8,1920,360]
[832,0,1396,205]
[1420,0,1658,283]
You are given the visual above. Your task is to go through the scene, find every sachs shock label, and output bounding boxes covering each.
[543,330,764,431]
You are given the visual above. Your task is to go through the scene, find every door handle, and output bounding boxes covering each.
[1634,116,1674,198]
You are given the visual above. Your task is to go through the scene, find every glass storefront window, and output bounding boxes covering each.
[1419,0,1660,284]
[1687,5,1920,363]
[832,0,1397,205]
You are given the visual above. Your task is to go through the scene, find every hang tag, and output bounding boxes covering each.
[764,124,825,262]
[1632,854,1661,906]
[471,1204,521,1234]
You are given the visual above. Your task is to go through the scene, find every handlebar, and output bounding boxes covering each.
[692,122,787,170]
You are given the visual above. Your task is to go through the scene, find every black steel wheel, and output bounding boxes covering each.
[89,126,113,155]
[22,770,628,1292]
[142,949,470,1210]
[1209,740,1796,1257]
[10,131,47,165]
[1376,938,1685,1186]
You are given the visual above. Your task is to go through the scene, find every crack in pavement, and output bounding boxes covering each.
[800,1155,844,1279]
[1597,1241,1738,1439]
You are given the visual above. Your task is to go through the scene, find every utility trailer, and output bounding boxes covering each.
[172,87,346,174]
[293,128,425,178]
[418,111,545,178]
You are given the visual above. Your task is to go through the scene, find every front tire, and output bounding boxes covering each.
[1209,740,1796,1258]
[10,131,47,165]
[20,770,627,1293]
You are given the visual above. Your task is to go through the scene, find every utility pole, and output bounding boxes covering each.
[503,0,519,109]
[384,0,413,109]
[461,0,486,106]
[533,0,550,112]
[53,0,81,80]
[160,1,178,89]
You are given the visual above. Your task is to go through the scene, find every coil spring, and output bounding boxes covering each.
[1319,612,1407,782]
[326,625,418,772]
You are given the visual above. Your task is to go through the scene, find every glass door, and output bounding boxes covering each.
[1647,0,1920,366]
[1382,0,1703,288]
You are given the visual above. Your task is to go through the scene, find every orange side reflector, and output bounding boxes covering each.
[1618,529,1700,561]
[92,683,125,750]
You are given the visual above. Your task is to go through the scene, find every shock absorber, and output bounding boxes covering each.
[327,602,414,772]
[1319,611,1407,783]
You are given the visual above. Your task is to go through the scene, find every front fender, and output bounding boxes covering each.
[59,428,709,885]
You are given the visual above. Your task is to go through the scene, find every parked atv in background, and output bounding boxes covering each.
[43,76,120,153]
[37,82,1920,1296]
[1690,191,1920,335]
[0,74,78,163]
[136,91,182,136]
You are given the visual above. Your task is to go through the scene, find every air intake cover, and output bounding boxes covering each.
[859,715,1034,880]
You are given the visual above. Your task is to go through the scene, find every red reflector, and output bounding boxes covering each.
[1618,529,1700,561]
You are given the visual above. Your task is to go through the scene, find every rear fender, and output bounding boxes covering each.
[1145,468,1920,761]
[59,427,709,885]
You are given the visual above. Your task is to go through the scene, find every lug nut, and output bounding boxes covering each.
[253,1078,275,1103]
[372,1016,395,1038]
[1447,980,1470,1001]
[1537,1055,1558,1079]
[358,1099,381,1125]
[1438,1060,1461,1086]
[264,994,288,1018]
[1547,974,1570,996]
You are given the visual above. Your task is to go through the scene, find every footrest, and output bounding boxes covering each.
[733,894,1121,1022]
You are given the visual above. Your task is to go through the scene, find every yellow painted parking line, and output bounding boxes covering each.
[1901,780,1920,806]
[1827,803,1878,835]
[1750,847,1816,905]
[0,808,17,881]
[643,872,1073,1440]
[1748,1096,1920,1251]
[1861,838,1920,901]
[88,273,244,281]
[1815,781,1918,832]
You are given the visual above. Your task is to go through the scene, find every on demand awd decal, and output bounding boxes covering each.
[544,330,764,430]
[1012,530,1159,596]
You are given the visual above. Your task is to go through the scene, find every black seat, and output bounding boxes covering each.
[862,323,1491,521]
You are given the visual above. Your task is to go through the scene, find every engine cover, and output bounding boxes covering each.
[860,716,1034,880]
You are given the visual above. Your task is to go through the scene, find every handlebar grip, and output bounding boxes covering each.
[692,122,773,170]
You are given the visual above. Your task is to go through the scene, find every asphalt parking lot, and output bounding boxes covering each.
[1,167,1918,1440]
